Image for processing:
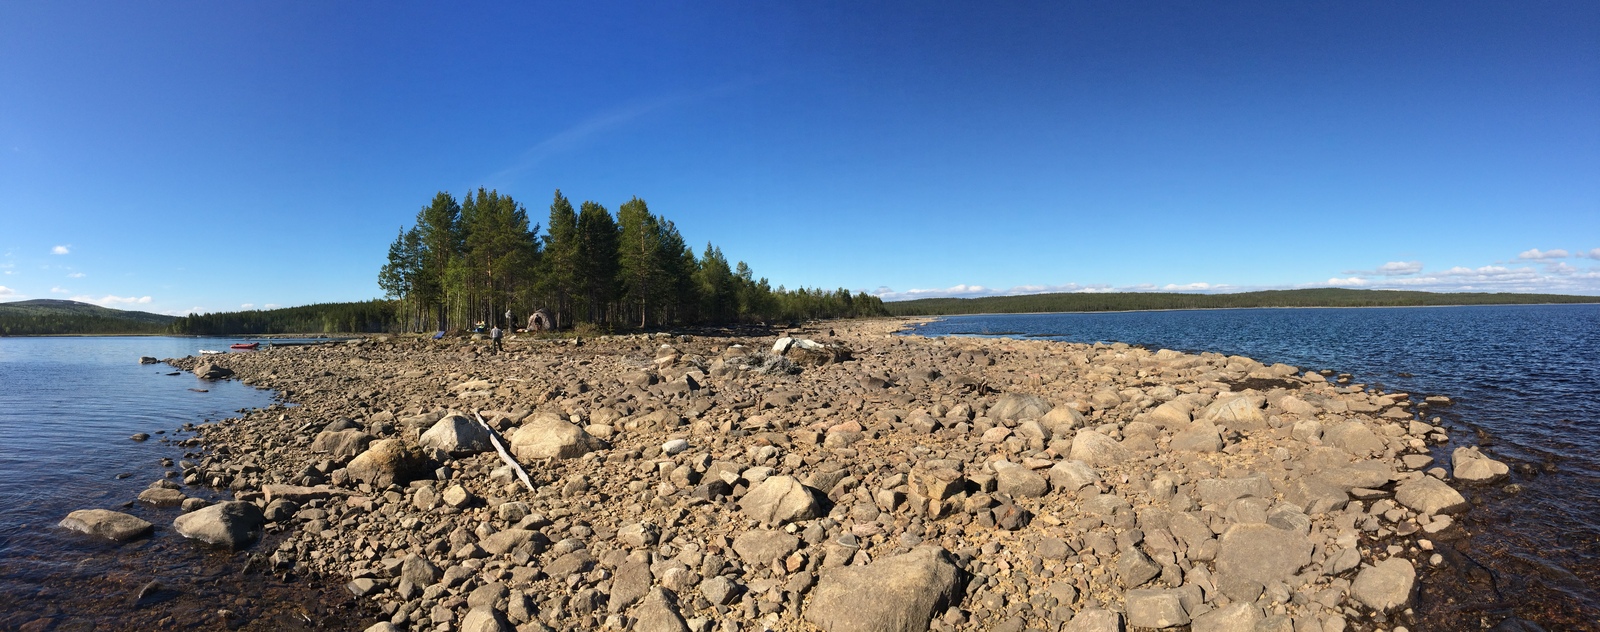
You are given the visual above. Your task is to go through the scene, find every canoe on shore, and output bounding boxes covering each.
[229,343,260,350]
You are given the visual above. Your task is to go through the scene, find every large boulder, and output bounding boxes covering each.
[1065,610,1122,632]
[1190,603,1263,632]
[993,462,1049,498]
[632,587,688,632]
[1125,588,1189,628]
[739,476,821,525]
[1068,430,1132,467]
[776,338,851,366]
[509,413,603,461]
[458,607,514,632]
[346,439,430,488]
[480,529,548,556]
[1039,405,1085,434]
[1144,401,1192,428]
[1215,523,1311,587]
[194,362,233,380]
[400,554,443,588]
[805,546,963,632]
[1395,476,1468,515]
[1201,396,1266,431]
[1171,422,1224,452]
[59,509,153,542]
[732,529,800,565]
[991,394,1053,421]
[1452,446,1510,483]
[1324,422,1386,457]
[311,428,374,458]
[1048,460,1100,492]
[420,414,494,457]
[172,501,265,549]
[1351,557,1416,612]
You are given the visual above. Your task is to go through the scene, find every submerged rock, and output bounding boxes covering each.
[59,509,153,542]
[1452,446,1510,483]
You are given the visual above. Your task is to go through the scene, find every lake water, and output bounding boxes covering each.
[0,337,374,630]
[905,304,1600,628]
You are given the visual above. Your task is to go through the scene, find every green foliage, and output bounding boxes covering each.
[575,201,620,323]
[168,301,399,335]
[884,288,1599,316]
[380,189,888,331]
[538,190,580,328]
[0,299,173,335]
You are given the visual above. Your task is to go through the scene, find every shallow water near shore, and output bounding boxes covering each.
[907,303,1600,628]
[0,336,375,630]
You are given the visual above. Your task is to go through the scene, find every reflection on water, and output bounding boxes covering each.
[909,304,1600,627]
[0,336,374,630]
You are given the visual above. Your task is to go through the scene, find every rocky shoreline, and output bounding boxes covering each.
[82,318,1523,631]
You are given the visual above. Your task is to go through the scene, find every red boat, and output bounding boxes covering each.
[229,343,260,350]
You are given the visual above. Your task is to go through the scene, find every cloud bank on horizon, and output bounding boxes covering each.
[871,248,1600,301]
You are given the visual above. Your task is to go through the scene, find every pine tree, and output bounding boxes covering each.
[618,197,666,327]
[416,192,462,330]
[574,201,620,324]
[539,191,579,329]
[378,226,425,330]
[695,243,736,322]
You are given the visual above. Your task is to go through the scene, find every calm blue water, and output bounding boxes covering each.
[907,304,1600,625]
[0,337,363,629]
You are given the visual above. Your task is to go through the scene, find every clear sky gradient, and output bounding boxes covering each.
[2,2,1597,314]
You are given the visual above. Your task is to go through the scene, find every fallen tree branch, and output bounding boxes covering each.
[473,410,535,493]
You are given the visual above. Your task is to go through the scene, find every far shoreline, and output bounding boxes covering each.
[887,299,1600,319]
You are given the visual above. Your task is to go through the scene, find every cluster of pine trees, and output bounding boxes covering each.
[379,189,885,332]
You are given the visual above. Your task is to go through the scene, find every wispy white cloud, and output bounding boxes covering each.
[72,294,153,307]
[67,272,85,278]
[264,303,280,309]
[1578,248,1600,259]
[51,245,70,255]
[1519,248,1570,260]
[486,82,749,182]
[50,286,69,294]
[240,303,255,309]
[160,306,206,316]
[1325,277,1369,286]
[0,286,16,297]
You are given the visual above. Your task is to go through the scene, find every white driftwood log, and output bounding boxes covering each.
[474,411,535,492]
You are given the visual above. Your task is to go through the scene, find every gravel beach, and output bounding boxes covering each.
[132,318,1507,632]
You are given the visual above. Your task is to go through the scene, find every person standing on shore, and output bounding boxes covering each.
[490,324,503,353]
[504,308,513,331]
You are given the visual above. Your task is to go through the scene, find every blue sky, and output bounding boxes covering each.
[1,1,1596,314]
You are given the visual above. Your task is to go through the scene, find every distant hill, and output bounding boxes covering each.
[0,299,176,335]
[884,288,1600,316]
[168,300,398,335]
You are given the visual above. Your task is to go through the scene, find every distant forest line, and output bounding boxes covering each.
[0,299,173,336]
[884,288,1600,316]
